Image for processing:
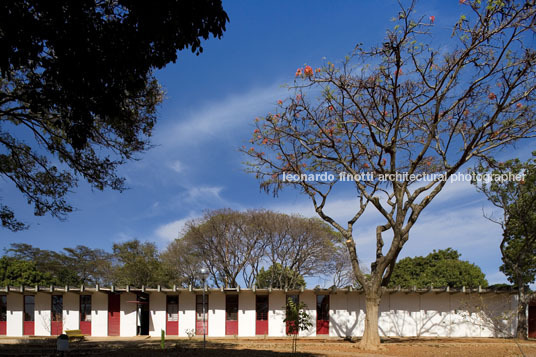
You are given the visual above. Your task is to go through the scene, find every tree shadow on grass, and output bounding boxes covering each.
[0,339,321,356]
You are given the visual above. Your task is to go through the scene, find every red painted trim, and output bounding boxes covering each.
[80,321,91,336]
[0,321,6,335]
[255,295,269,335]
[51,321,63,336]
[195,295,209,335]
[166,295,179,336]
[23,321,34,336]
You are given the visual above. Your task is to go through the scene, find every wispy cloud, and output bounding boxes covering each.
[155,82,288,148]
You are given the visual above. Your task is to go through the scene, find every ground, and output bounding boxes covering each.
[0,337,535,356]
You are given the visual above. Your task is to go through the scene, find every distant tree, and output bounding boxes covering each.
[171,209,341,288]
[471,153,536,339]
[112,239,165,287]
[180,209,268,288]
[63,245,113,285]
[0,256,57,286]
[0,0,228,231]
[160,237,203,288]
[242,1,536,350]
[5,243,80,285]
[256,263,306,289]
[388,248,488,289]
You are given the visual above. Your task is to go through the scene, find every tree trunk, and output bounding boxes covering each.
[358,294,382,350]
[516,289,528,340]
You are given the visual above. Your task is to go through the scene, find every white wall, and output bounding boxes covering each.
[63,292,79,332]
[299,292,316,337]
[178,292,195,337]
[34,293,51,336]
[268,291,285,337]
[149,292,166,337]
[419,293,450,337]
[91,292,108,337]
[238,291,255,337]
[120,292,136,337]
[330,293,359,337]
[208,292,225,337]
[7,294,23,336]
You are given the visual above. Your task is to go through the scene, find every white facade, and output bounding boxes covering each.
[0,286,518,338]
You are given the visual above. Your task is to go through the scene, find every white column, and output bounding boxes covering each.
[178,292,195,337]
[62,292,79,332]
[238,291,255,337]
[208,291,225,337]
[7,293,23,336]
[120,292,137,337]
[268,291,285,337]
[149,292,166,337]
[34,293,51,336]
[91,292,108,337]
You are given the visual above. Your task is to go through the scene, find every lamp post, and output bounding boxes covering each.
[198,267,209,351]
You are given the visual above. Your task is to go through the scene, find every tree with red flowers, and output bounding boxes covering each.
[243,0,536,350]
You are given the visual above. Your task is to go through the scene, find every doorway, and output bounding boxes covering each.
[529,302,536,339]
[137,293,149,335]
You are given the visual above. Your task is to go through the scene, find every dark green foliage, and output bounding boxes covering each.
[388,248,488,289]
[0,0,228,230]
[256,263,306,289]
[283,298,312,353]
[112,239,165,287]
[0,256,57,286]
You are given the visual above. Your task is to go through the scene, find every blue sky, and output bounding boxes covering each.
[1,0,533,287]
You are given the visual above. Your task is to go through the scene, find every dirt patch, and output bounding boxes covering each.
[0,337,535,356]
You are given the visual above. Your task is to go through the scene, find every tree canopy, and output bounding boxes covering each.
[387,248,488,289]
[0,0,228,230]
[472,152,536,338]
[242,0,536,349]
[256,263,306,289]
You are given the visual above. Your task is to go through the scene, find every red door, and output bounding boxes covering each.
[255,295,268,335]
[108,293,120,336]
[80,295,92,336]
[0,295,6,335]
[529,305,536,339]
[316,295,329,335]
[225,295,238,335]
[51,295,63,335]
[166,295,179,335]
[196,295,208,335]
[23,295,35,336]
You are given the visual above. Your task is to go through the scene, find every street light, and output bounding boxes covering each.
[198,267,209,351]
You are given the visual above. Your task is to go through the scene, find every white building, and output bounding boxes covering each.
[0,285,527,338]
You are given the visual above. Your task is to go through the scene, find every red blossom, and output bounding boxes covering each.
[315,68,322,73]
[295,68,303,77]
[278,100,283,105]
[254,128,260,133]
[381,158,387,166]
[488,92,497,100]
[516,102,523,109]
[262,138,268,145]
[459,0,466,3]
[395,68,403,76]
[363,163,370,169]
[429,16,435,23]
[304,65,313,76]
[328,105,334,111]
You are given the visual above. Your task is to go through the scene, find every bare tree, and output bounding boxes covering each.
[243,1,536,349]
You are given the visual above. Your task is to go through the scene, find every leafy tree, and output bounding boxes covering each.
[63,245,113,285]
[256,263,306,289]
[160,237,203,288]
[243,1,536,349]
[0,256,57,286]
[471,153,536,339]
[5,243,80,285]
[284,298,313,354]
[112,239,165,287]
[0,0,228,231]
[169,209,341,288]
[388,248,488,289]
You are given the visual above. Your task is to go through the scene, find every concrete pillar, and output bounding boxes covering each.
[34,293,51,336]
[7,293,23,336]
[149,292,166,337]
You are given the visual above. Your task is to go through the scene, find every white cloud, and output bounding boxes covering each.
[168,160,184,173]
[181,185,224,203]
[155,216,195,242]
[156,83,288,147]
